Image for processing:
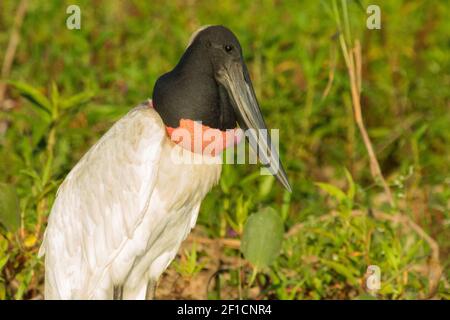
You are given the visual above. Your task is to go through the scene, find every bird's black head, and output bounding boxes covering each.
[152,25,291,192]
[153,25,243,130]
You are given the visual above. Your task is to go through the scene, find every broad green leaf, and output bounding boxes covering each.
[241,207,284,269]
[315,182,347,202]
[8,81,52,114]
[0,183,20,232]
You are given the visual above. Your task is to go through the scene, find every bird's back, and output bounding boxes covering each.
[40,102,221,299]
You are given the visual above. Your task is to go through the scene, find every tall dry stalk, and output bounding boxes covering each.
[0,0,29,109]
[331,0,441,297]
[332,0,393,206]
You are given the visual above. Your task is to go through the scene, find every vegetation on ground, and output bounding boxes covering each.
[0,0,448,299]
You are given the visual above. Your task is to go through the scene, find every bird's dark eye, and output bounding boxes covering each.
[224,45,233,53]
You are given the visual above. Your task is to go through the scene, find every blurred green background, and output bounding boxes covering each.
[0,0,449,299]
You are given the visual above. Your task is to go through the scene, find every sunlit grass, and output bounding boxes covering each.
[0,0,448,299]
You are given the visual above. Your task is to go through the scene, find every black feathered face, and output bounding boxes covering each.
[153,25,242,131]
[191,26,244,77]
[152,25,291,191]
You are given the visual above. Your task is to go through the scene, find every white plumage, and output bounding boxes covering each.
[39,25,292,300]
[39,101,221,299]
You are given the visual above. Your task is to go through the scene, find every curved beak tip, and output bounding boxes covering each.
[219,61,292,193]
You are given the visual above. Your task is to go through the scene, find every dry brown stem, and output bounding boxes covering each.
[0,0,29,109]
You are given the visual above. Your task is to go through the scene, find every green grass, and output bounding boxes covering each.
[0,0,449,299]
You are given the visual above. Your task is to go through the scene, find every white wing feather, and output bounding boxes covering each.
[40,104,165,299]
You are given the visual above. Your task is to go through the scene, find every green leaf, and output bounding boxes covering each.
[8,81,52,114]
[241,207,284,269]
[235,195,250,230]
[61,90,95,110]
[0,254,9,270]
[258,175,274,199]
[315,182,347,202]
[220,165,237,194]
[225,212,240,233]
[50,81,60,117]
[321,259,358,285]
[281,190,291,221]
[50,82,59,107]
[14,269,34,300]
[0,183,21,232]
[344,168,355,201]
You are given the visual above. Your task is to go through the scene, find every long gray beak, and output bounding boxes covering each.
[217,61,292,192]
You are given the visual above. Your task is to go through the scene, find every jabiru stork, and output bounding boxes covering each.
[39,25,291,299]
